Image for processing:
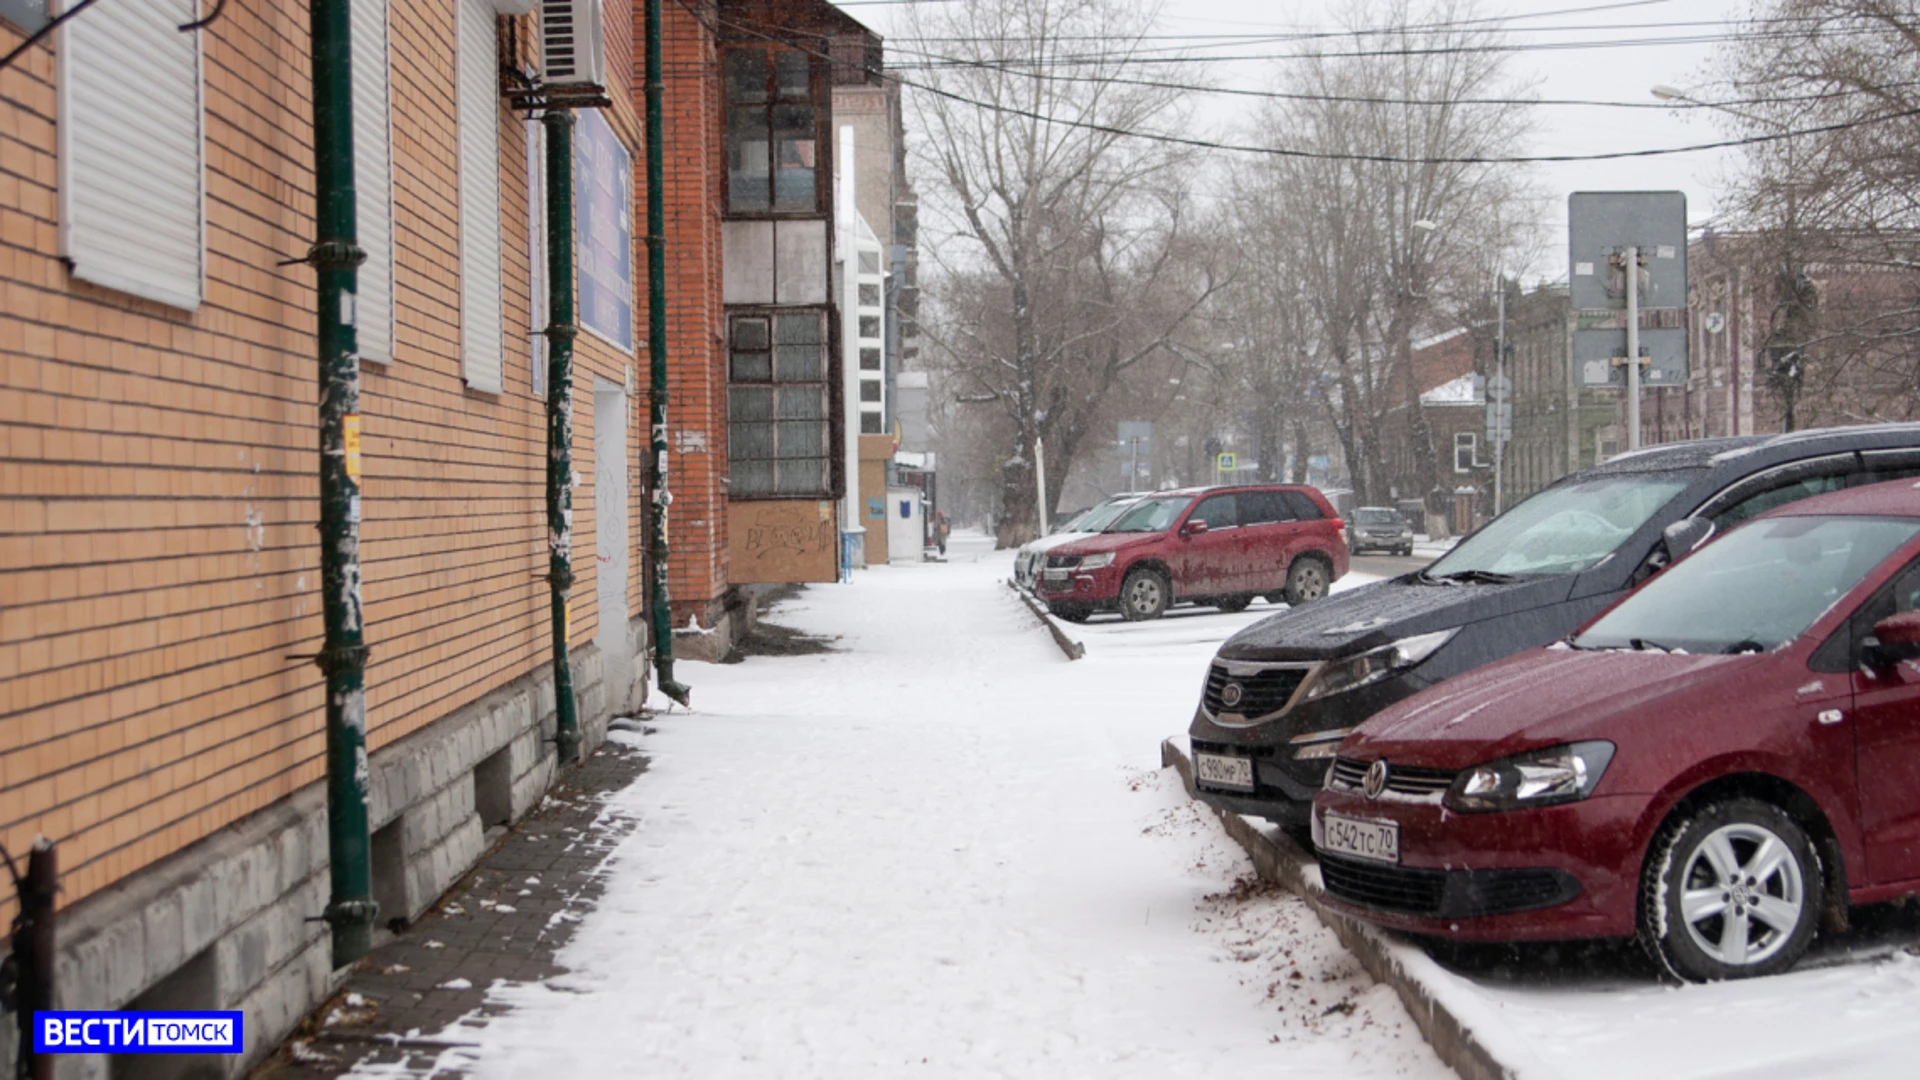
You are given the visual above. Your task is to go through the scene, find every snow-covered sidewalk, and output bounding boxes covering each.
[371,531,1445,1079]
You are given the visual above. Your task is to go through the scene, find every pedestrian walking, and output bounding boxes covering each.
[933,510,950,555]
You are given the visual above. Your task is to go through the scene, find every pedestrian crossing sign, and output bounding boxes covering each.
[1217,452,1237,472]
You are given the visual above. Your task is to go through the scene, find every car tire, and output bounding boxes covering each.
[1282,556,1331,606]
[1215,594,1251,613]
[1638,798,1822,982]
[1119,567,1170,621]
[1050,604,1091,623]
[1400,545,1414,557]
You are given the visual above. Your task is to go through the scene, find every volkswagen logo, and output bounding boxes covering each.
[1363,759,1390,800]
[1220,682,1244,709]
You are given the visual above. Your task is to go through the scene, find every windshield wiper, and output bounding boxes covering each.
[1723,639,1767,655]
[1420,569,1524,585]
[1629,637,1675,653]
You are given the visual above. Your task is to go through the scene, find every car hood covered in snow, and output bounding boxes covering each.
[1216,573,1574,661]
[1343,646,1763,770]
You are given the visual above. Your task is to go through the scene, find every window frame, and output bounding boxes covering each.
[723,44,829,217]
[727,308,833,498]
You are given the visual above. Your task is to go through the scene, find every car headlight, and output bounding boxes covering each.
[1079,552,1116,570]
[1443,741,1615,814]
[1298,628,1457,703]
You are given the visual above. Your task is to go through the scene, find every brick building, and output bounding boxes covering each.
[0,0,650,1071]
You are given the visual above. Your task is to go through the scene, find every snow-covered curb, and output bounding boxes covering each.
[1007,580,1086,660]
[1162,737,1547,1080]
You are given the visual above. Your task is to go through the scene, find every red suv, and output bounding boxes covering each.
[1035,485,1347,622]
[1313,478,1920,981]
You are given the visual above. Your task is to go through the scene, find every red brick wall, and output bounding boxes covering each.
[637,0,731,629]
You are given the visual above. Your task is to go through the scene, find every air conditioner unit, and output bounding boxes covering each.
[539,0,607,91]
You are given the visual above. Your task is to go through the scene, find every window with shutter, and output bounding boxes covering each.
[458,0,505,394]
[526,116,547,396]
[59,0,204,310]
[352,0,395,365]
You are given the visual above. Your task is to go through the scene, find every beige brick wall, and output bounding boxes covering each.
[0,0,643,923]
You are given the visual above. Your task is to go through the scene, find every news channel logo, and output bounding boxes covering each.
[33,1011,243,1055]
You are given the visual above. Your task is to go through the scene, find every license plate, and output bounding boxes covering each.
[1042,569,1069,586]
[1320,811,1400,864]
[1195,752,1254,793]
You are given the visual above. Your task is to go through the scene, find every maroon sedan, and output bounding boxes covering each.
[1312,478,1920,981]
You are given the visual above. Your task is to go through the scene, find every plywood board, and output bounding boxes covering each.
[729,499,841,583]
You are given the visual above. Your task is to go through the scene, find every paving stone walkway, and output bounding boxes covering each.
[250,733,650,1079]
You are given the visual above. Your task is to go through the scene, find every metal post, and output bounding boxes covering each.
[1625,245,1642,451]
[1034,436,1049,534]
[645,0,691,705]
[1494,275,1505,516]
[542,109,582,765]
[306,0,377,969]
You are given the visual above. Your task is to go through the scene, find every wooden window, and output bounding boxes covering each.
[725,47,822,214]
[728,311,830,496]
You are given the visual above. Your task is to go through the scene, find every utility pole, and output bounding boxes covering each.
[1494,275,1505,515]
[308,0,376,968]
[645,0,690,705]
[1034,436,1049,534]
[1625,245,1642,451]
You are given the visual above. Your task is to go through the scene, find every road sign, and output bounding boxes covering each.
[1486,375,1512,402]
[1486,400,1512,444]
[1216,452,1237,472]
[1569,192,1689,387]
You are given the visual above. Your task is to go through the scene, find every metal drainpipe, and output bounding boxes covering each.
[543,108,583,764]
[645,0,691,705]
[309,0,377,967]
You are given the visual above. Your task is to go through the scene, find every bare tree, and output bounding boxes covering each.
[901,0,1218,547]
[1706,0,1920,424]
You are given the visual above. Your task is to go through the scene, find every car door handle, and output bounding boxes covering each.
[1817,709,1845,726]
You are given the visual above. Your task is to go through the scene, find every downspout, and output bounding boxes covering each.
[543,109,583,764]
[645,0,691,705]
[308,0,377,967]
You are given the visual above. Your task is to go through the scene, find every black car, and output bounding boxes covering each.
[1188,424,1920,828]
[1347,506,1414,556]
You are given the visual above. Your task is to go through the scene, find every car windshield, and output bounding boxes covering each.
[1106,496,1191,533]
[1423,473,1693,578]
[1574,515,1920,654]
[1354,509,1401,525]
[1074,501,1138,533]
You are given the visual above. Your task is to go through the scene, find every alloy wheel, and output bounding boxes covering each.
[1677,822,1806,968]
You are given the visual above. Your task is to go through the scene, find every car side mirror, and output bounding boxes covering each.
[1865,611,1920,668]
[1662,517,1715,560]
[1182,519,1209,536]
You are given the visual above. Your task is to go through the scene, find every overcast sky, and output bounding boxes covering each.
[843,0,1752,284]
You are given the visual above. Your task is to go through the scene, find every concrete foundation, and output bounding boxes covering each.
[5,640,631,1079]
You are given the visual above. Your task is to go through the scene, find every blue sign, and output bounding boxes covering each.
[35,1011,244,1054]
[574,110,634,351]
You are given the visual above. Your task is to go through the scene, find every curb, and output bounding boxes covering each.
[1007,580,1085,660]
[1161,737,1529,1080]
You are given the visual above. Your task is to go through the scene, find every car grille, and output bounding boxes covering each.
[1319,855,1581,918]
[1045,554,1081,569]
[1327,756,1457,798]
[1204,662,1312,718]
[1319,855,1447,915]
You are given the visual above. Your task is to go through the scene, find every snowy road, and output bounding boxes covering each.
[384,531,1447,1079]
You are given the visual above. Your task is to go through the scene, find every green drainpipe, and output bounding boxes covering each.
[543,108,583,764]
[309,0,377,967]
[646,0,691,705]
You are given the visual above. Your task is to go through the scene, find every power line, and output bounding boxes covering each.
[703,5,1920,167]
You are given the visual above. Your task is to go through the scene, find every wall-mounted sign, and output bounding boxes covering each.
[575,109,633,351]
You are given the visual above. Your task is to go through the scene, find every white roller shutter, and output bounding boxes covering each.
[59,0,204,310]
[526,116,548,396]
[458,0,505,394]
[352,0,395,365]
